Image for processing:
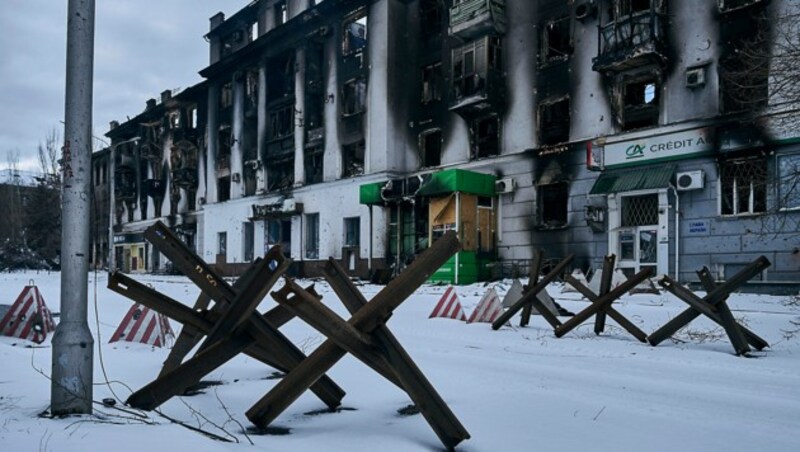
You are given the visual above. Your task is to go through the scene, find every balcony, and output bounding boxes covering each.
[215,154,231,175]
[142,179,165,198]
[449,71,505,117]
[592,10,667,73]
[449,0,506,40]
[139,141,162,161]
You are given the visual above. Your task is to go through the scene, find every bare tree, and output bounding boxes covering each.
[38,127,61,181]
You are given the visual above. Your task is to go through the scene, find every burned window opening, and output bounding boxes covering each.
[245,69,259,115]
[419,129,442,168]
[267,154,294,192]
[541,16,572,64]
[420,0,444,36]
[304,145,324,185]
[305,42,326,140]
[471,115,501,159]
[343,140,365,178]
[421,62,443,104]
[342,9,368,56]
[218,176,231,202]
[342,78,367,116]
[216,126,232,176]
[268,104,295,141]
[617,0,652,17]
[720,157,767,216]
[719,13,770,113]
[266,53,295,100]
[620,74,660,130]
[539,97,571,146]
[220,82,233,111]
[538,181,569,229]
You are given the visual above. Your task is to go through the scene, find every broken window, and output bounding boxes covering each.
[304,42,325,140]
[472,115,500,159]
[267,155,294,191]
[343,217,360,247]
[778,153,800,210]
[342,78,367,116]
[217,126,232,175]
[538,181,569,228]
[420,0,444,36]
[266,219,291,256]
[305,213,320,259]
[275,1,287,26]
[245,69,259,113]
[539,97,571,146]
[621,75,659,130]
[343,140,365,178]
[269,104,295,141]
[342,10,368,55]
[541,16,572,64]
[452,36,502,99]
[720,157,767,215]
[421,62,443,104]
[419,129,442,168]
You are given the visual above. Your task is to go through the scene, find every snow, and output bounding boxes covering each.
[1,270,799,451]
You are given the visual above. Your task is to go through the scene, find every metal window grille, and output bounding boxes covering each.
[621,194,659,226]
[720,158,767,215]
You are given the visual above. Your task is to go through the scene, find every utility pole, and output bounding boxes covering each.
[51,0,95,415]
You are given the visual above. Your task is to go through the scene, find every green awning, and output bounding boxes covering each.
[417,169,496,197]
[590,165,675,195]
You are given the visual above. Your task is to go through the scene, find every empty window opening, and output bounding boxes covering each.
[266,53,295,99]
[342,78,367,116]
[420,0,444,36]
[621,76,660,130]
[343,140,365,177]
[538,181,569,228]
[420,129,442,168]
[472,115,500,159]
[267,155,294,191]
[720,158,767,215]
[305,213,320,259]
[275,1,287,26]
[618,0,652,17]
[304,144,324,185]
[343,10,368,55]
[217,176,231,202]
[246,69,259,113]
[719,15,769,113]
[542,16,572,64]
[344,217,360,247]
[421,62,443,104]
[220,82,233,111]
[539,97,571,146]
[243,221,255,262]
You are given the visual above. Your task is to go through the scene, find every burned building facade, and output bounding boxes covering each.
[104,0,800,289]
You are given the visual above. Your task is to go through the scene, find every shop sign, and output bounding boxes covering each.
[604,128,714,168]
[113,233,144,244]
[685,220,710,236]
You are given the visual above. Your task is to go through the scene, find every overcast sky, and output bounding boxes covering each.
[0,1,243,172]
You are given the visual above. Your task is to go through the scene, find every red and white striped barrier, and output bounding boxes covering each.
[110,304,174,347]
[429,286,467,321]
[467,287,503,324]
[0,284,56,344]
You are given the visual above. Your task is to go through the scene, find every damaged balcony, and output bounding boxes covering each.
[142,179,165,199]
[592,3,668,73]
[450,36,505,117]
[449,0,506,40]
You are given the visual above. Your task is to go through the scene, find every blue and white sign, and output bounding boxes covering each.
[603,127,715,168]
[685,219,709,236]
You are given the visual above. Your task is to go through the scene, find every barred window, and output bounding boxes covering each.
[720,158,767,215]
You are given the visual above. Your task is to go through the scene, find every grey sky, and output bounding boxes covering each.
[0,1,242,171]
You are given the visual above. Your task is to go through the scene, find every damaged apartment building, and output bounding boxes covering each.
[101,0,800,290]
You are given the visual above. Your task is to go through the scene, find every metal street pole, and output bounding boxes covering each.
[51,0,95,415]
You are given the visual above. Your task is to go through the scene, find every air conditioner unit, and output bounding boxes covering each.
[495,177,516,194]
[676,170,704,191]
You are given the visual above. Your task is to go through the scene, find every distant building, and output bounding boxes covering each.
[102,0,800,290]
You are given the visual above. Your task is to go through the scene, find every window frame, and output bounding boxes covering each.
[305,213,320,260]
[718,157,768,216]
[343,217,360,248]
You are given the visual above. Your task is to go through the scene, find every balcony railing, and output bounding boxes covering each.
[449,70,505,115]
[449,0,506,40]
[593,10,667,72]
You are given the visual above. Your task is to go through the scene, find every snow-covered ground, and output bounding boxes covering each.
[1,270,799,451]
